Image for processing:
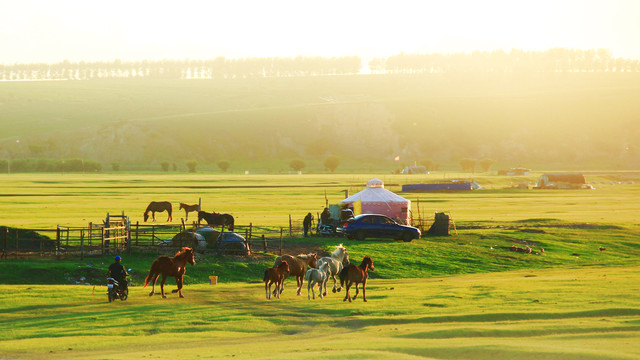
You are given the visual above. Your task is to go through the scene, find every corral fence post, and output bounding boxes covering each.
[56,226,61,260]
[289,215,292,237]
[15,228,19,259]
[2,227,7,259]
[88,222,92,247]
[279,228,283,256]
[127,217,132,256]
[262,234,267,251]
[101,226,105,257]
[135,221,139,246]
[80,229,85,260]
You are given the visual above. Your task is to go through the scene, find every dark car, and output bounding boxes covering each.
[215,232,249,256]
[341,214,421,242]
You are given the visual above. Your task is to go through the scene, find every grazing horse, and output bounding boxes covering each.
[316,244,350,296]
[198,210,235,231]
[144,247,195,298]
[179,203,199,220]
[273,253,317,296]
[339,255,375,302]
[144,201,173,222]
[305,262,330,300]
[264,260,289,300]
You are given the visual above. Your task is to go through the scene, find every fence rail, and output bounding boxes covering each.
[1,222,290,259]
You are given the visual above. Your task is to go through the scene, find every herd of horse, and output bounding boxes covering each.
[143,201,235,231]
[141,244,374,302]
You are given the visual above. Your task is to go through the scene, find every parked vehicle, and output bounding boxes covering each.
[341,214,421,242]
[215,232,249,256]
[107,277,128,302]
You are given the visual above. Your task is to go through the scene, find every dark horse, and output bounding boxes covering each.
[273,253,317,296]
[339,255,375,302]
[144,201,173,222]
[198,210,235,231]
[144,247,195,298]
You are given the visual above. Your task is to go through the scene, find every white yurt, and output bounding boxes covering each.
[339,178,411,224]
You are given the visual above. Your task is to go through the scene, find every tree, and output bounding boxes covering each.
[217,160,230,172]
[323,156,340,173]
[111,162,120,171]
[479,158,496,172]
[289,159,306,172]
[459,158,476,173]
[186,161,197,173]
[160,162,170,172]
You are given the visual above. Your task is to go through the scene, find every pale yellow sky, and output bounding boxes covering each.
[1,0,639,64]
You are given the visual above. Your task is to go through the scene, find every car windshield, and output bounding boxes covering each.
[381,217,397,225]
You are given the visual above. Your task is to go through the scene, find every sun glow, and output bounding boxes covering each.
[1,0,639,63]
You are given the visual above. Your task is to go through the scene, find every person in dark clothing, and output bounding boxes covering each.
[303,212,314,237]
[320,207,331,225]
[106,256,129,292]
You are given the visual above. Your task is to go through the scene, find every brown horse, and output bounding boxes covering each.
[273,253,317,296]
[179,203,199,220]
[339,255,375,302]
[144,201,173,222]
[144,247,195,298]
[263,260,290,300]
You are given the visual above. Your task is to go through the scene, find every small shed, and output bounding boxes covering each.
[401,165,429,174]
[535,173,587,189]
[340,178,411,224]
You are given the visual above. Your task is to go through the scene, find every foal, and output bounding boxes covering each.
[339,256,375,302]
[304,262,330,300]
[264,260,290,300]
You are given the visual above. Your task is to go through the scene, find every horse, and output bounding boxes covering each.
[144,201,173,222]
[273,253,317,296]
[143,247,195,298]
[264,260,290,300]
[316,244,350,296]
[305,262,330,300]
[339,255,374,302]
[198,210,235,231]
[179,203,199,220]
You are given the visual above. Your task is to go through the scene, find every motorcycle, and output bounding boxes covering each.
[107,277,128,302]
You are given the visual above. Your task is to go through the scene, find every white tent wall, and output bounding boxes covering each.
[339,178,411,224]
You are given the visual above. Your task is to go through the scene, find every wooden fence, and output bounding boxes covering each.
[1,222,290,259]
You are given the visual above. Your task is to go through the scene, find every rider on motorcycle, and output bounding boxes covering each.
[106,256,129,293]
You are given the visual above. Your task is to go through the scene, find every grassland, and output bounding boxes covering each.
[1,172,639,359]
[1,267,639,359]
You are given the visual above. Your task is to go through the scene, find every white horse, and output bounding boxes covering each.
[316,244,350,296]
[304,262,330,300]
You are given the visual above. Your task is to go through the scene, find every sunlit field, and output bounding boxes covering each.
[1,172,639,359]
[1,267,639,359]
[0,172,639,229]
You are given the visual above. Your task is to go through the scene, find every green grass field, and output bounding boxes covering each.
[1,172,639,359]
[1,267,639,359]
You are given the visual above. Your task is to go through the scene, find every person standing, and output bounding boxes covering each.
[303,212,314,237]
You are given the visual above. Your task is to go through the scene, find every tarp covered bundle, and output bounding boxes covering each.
[340,178,411,224]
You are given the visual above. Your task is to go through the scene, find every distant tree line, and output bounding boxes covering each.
[0,56,362,81]
[0,158,102,173]
[369,48,640,74]
[3,49,638,81]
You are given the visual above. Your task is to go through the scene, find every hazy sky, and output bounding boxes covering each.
[2,0,639,64]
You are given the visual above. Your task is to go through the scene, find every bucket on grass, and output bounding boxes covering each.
[209,276,218,285]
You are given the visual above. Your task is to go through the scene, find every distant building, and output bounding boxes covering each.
[498,167,531,176]
[401,165,429,174]
[535,173,587,189]
[402,180,482,192]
